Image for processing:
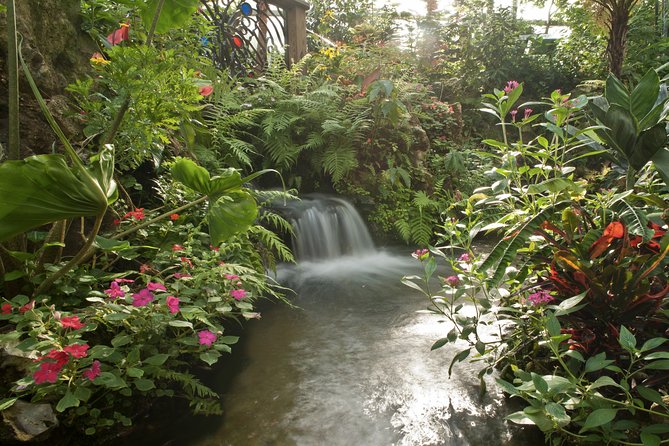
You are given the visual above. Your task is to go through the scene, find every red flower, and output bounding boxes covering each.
[1,303,12,315]
[147,282,167,292]
[123,208,145,221]
[139,264,152,274]
[107,23,130,46]
[83,360,101,381]
[180,257,193,269]
[170,213,180,221]
[113,219,121,226]
[45,350,70,368]
[63,343,89,359]
[172,244,184,252]
[60,316,85,330]
[199,85,214,97]
[33,362,61,384]
[19,300,35,314]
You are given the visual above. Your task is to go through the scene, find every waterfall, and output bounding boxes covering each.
[286,196,375,261]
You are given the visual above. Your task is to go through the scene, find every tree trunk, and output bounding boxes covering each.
[607,3,631,77]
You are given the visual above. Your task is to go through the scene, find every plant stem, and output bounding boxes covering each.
[33,214,104,297]
[7,0,20,159]
[111,196,208,240]
[145,0,166,47]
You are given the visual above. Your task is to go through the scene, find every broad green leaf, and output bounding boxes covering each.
[580,408,618,432]
[643,352,669,360]
[640,432,661,446]
[641,337,668,352]
[619,326,637,351]
[448,348,470,376]
[171,158,242,198]
[588,376,622,390]
[607,105,638,156]
[127,367,144,378]
[545,313,561,337]
[134,378,156,391]
[651,147,669,187]
[200,351,221,366]
[111,334,133,348]
[545,402,570,427]
[168,320,193,328]
[585,352,615,373]
[73,386,92,402]
[526,178,585,196]
[97,372,128,389]
[144,353,169,366]
[219,336,239,345]
[637,386,665,406]
[631,69,661,120]
[631,124,667,170]
[94,236,131,252]
[606,74,630,108]
[56,391,80,412]
[644,360,669,370]
[0,154,109,242]
[532,373,549,394]
[207,191,258,245]
[140,0,200,33]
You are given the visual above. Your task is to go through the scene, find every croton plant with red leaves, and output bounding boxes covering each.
[536,211,669,354]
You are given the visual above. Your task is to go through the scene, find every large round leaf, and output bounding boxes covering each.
[207,191,258,245]
[172,158,242,199]
[141,0,200,33]
[0,154,111,241]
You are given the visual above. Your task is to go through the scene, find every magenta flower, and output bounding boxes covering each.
[230,289,247,300]
[524,108,533,119]
[132,289,154,307]
[510,109,518,121]
[504,80,519,93]
[104,281,125,299]
[147,282,167,292]
[114,278,135,284]
[83,360,101,381]
[411,249,429,260]
[457,253,471,263]
[166,296,180,314]
[198,330,217,347]
[526,290,554,306]
[444,275,460,287]
[224,274,240,281]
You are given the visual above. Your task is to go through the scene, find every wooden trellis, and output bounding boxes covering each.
[200,0,308,77]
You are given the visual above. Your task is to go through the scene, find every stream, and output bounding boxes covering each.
[161,196,537,446]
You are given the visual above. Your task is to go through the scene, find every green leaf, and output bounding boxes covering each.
[200,351,221,366]
[144,354,169,366]
[448,348,470,376]
[207,191,258,244]
[97,372,128,389]
[644,352,669,360]
[545,402,570,427]
[431,338,449,350]
[588,376,623,390]
[526,178,585,196]
[651,147,669,187]
[126,367,144,378]
[630,69,660,121]
[94,236,131,252]
[134,378,156,392]
[553,291,587,317]
[631,124,667,170]
[545,313,561,337]
[640,432,661,446]
[532,373,549,394]
[585,352,615,373]
[641,338,668,353]
[424,257,437,280]
[140,0,200,34]
[0,154,110,242]
[168,320,193,328]
[619,326,637,351]
[111,334,132,348]
[637,386,665,406]
[219,336,239,345]
[171,158,242,198]
[606,74,630,108]
[580,408,618,432]
[644,360,669,370]
[4,270,25,281]
[0,397,18,411]
[56,391,80,412]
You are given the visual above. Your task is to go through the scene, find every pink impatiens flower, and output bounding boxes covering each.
[147,282,167,292]
[60,316,85,330]
[63,343,89,359]
[229,289,247,300]
[44,350,70,368]
[83,360,101,381]
[199,85,214,97]
[1,303,12,315]
[457,253,471,263]
[107,23,130,46]
[105,281,125,299]
[33,362,61,384]
[19,300,35,314]
[132,289,154,307]
[166,296,180,314]
[224,274,239,281]
[198,330,217,347]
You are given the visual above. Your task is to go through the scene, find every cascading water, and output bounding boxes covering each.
[171,196,539,446]
[287,196,375,261]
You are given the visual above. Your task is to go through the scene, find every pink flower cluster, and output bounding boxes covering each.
[224,274,247,300]
[411,249,429,261]
[504,80,519,93]
[526,290,554,306]
[444,275,460,287]
[104,280,180,314]
[33,344,100,384]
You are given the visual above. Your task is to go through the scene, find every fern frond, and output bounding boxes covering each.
[394,219,412,243]
[319,145,358,183]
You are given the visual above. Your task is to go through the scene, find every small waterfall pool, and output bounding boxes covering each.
[161,196,536,445]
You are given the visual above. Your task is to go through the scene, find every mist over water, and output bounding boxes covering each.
[190,196,534,446]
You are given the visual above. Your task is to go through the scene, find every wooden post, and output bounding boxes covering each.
[269,0,309,67]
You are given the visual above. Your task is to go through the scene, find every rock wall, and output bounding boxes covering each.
[0,0,95,156]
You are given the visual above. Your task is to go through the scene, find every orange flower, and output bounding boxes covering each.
[199,85,214,97]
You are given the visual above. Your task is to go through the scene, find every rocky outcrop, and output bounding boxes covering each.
[0,0,95,156]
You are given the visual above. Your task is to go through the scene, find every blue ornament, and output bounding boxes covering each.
[240,2,252,16]
[200,36,209,47]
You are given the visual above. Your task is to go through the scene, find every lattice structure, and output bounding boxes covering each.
[200,1,288,77]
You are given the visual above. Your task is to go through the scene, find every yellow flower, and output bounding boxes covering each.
[90,52,110,65]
